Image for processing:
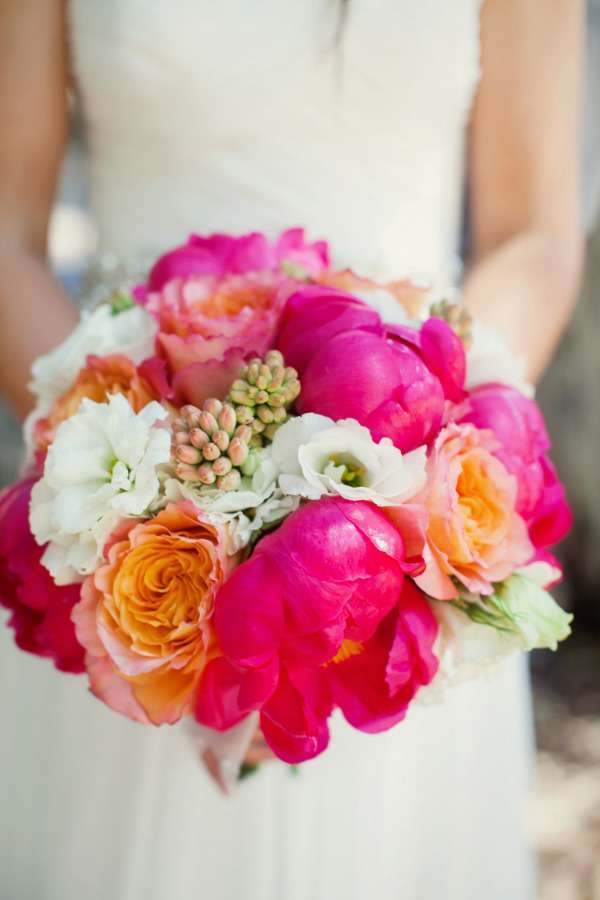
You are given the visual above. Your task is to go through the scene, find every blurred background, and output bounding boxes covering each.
[1,6,599,899]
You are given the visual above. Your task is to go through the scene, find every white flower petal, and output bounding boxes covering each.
[30,393,170,583]
[279,473,324,500]
[274,415,426,507]
[271,414,333,475]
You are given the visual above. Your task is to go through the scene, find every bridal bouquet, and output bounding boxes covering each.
[0,228,573,765]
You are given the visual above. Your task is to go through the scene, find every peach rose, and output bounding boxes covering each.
[35,353,159,450]
[72,502,232,725]
[415,424,533,600]
[142,272,289,407]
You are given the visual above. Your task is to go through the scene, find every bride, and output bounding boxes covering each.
[0,2,584,899]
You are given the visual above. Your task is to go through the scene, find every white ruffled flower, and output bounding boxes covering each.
[219,492,301,555]
[30,393,170,584]
[466,321,533,397]
[271,414,427,507]
[25,303,158,452]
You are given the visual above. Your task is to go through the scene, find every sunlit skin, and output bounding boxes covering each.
[0,0,585,781]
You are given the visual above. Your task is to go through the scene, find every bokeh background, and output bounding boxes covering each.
[1,6,599,898]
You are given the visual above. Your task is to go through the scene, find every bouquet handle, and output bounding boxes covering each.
[182,713,260,793]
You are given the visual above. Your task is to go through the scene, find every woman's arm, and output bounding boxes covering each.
[464,0,585,382]
[0,0,78,418]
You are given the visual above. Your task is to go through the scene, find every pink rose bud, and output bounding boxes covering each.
[199,411,218,435]
[218,406,237,435]
[212,457,233,477]
[176,444,203,465]
[216,469,242,492]
[234,424,253,443]
[212,430,230,452]
[181,405,201,419]
[227,438,249,467]
[189,428,209,449]
[203,398,223,418]
[202,442,220,462]
[197,464,217,485]
[175,463,203,482]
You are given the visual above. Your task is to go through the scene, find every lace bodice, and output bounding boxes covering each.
[69,0,482,286]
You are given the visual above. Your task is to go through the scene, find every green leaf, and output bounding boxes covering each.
[109,293,135,315]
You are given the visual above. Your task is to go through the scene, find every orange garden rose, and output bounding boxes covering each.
[72,502,232,725]
[35,353,159,450]
[414,424,533,600]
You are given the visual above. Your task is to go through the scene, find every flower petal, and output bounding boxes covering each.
[195,656,279,731]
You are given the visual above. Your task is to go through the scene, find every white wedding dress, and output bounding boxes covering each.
[0,2,536,898]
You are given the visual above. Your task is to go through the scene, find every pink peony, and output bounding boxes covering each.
[142,228,329,294]
[277,286,466,452]
[195,497,438,763]
[456,384,572,550]
[0,477,85,673]
[135,230,329,408]
[414,424,534,600]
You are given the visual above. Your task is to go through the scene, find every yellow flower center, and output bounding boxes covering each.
[325,639,364,667]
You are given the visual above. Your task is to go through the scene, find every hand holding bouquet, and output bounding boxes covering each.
[0,228,573,769]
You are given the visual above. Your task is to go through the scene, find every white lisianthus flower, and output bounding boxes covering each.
[417,600,521,704]
[419,567,572,702]
[271,414,427,507]
[466,321,533,397]
[24,303,158,455]
[486,573,573,652]
[30,394,170,583]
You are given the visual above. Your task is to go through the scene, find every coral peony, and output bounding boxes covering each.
[457,384,572,550]
[415,424,533,600]
[277,286,465,452]
[72,502,231,725]
[34,353,161,450]
[195,497,437,763]
[0,477,85,673]
[276,285,382,373]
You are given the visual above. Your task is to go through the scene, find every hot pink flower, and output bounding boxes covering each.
[0,477,85,673]
[135,230,328,408]
[142,228,329,293]
[195,497,438,763]
[414,423,534,600]
[277,286,466,452]
[456,384,572,550]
